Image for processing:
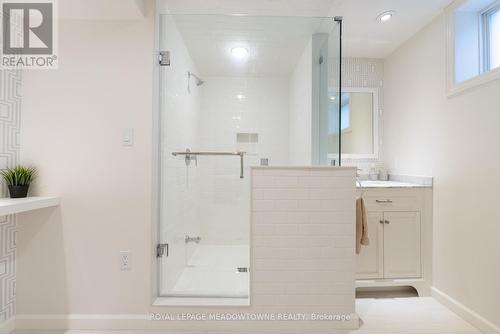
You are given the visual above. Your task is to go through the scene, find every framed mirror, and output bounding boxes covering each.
[327,87,379,160]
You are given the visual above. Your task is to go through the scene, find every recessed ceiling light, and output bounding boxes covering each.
[330,96,336,101]
[377,11,395,23]
[231,47,249,59]
[236,93,245,100]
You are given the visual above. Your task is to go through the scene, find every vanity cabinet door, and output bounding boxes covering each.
[383,211,421,279]
[356,212,384,279]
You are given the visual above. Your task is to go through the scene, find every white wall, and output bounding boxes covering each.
[198,76,289,245]
[289,39,313,166]
[384,13,500,330]
[17,18,154,315]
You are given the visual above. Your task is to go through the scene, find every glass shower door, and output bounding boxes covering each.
[319,17,342,166]
[157,14,250,299]
[156,14,342,301]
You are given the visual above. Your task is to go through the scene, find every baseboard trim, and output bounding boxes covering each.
[15,314,149,330]
[0,318,16,334]
[431,287,500,334]
[15,313,359,331]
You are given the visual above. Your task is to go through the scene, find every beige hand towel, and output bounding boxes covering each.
[356,197,370,254]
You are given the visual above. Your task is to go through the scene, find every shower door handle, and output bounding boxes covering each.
[172,149,246,178]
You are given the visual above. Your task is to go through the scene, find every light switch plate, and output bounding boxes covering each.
[122,128,134,147]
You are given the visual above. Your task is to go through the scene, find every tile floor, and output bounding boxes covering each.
[168,245,249,297]
[11,297,483,334]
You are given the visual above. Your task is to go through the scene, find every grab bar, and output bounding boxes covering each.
[172,149,246,179]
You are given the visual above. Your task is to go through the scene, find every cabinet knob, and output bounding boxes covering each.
[379,220,384,224]
[385,220,390,224]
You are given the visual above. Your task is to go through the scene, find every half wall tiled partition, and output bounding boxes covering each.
[251,166,358,331]
[0,69,21,326]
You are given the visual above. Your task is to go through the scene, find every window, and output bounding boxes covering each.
[485,4,500,70]
[450,0,500,93]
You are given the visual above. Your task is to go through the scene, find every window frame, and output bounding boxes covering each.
[482,2,500,71]
[447,0,500,97]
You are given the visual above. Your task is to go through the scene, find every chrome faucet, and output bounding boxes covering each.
[185,235,201,244]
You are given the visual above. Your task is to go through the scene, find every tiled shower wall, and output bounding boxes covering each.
[0,69,21,324]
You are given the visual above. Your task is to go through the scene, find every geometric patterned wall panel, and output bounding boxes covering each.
[342,57,384,90]
[0,68,21,324]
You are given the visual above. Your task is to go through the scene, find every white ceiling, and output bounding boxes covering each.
[57,0,456,59]
[334,0,455,58]
[170,15,335,76]
[158,0,343,17]
[59,0,148,20]
[160,0,455,58]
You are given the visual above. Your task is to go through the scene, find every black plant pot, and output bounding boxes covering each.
[8,185,30,198]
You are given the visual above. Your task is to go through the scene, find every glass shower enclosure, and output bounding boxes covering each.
[157,13,342,301]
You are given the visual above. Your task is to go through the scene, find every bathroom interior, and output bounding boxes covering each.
[0,0,499,333]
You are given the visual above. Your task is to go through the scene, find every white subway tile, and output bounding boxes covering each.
[273,176,299,188]
[298,200,323,211]
[283,282,353,295]
[253,224,276,235]
[252,175,275,188]
[252,294,354,306]
[252,211,287,224]
[308,187,356,200]
[250,168,355,314]
[308,211,354,224]
[252,200,275,211]
[253,247,299,259]
[253,259,352,271]
[298,224,354,236]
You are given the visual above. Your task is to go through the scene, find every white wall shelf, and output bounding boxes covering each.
[0,196,60,216]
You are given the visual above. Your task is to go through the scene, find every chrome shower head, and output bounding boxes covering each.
[188,71,205,86]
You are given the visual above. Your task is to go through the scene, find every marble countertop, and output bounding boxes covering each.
[357,180,431,188]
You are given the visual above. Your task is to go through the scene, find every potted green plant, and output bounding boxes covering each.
[1,166,37,198]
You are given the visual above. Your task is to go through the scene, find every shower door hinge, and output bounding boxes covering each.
[159,51,170,66]
[157,243,168,258]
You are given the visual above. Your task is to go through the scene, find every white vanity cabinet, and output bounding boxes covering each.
[355,184,433,296]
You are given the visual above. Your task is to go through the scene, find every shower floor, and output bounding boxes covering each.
[170,245,249,298]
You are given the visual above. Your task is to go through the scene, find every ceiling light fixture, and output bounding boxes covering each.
[377,11,395,23]
[236,93,245,100]
[330,96,336,101]
[231,47,249,59]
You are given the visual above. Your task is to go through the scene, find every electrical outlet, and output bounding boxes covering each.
[120,251,131,271]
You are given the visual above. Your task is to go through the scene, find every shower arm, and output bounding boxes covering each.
[172,150,246,179]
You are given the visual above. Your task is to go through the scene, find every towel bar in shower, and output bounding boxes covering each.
[172,149,246,179]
